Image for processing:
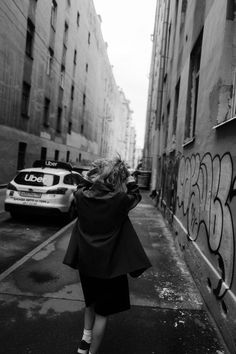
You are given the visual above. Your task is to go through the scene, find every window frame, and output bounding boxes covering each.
[184,29,203,144]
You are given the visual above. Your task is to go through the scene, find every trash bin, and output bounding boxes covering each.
[137,170,151,189]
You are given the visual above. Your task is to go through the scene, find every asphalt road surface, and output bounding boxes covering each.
[0,211,68,274]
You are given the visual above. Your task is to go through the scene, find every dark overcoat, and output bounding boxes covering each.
[63,181,151,279]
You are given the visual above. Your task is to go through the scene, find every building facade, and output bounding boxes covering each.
[0,0,134,183]
[144,0,236,351]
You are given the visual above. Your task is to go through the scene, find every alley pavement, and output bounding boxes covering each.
[0,191,228,354]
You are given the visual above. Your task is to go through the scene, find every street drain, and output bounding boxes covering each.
[29,271,57,283]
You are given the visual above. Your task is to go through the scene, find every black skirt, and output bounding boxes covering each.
[79,272,130,316]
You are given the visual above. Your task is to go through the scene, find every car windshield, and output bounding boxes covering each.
[14,172,59,187]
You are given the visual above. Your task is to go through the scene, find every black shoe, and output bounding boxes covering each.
[77,339,90,354]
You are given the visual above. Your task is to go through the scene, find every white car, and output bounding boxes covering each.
[5,160,85,220]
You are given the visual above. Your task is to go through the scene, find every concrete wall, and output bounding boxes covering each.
[144,0,236,351]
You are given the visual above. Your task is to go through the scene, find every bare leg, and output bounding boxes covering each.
[89,314,107,354]
[84,305,95,330]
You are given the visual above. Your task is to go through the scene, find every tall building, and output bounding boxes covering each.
[144,0,236,351]
[112,89,135,164]
[0,0,134,183]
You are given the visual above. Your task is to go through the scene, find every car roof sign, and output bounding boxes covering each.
[32,160,72,171]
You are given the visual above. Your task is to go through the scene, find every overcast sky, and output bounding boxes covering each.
[93,0,157,148]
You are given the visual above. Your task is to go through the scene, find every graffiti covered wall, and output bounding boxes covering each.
[174,152,236,349]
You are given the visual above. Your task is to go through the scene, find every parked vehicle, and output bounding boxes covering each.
[4,160,85,220]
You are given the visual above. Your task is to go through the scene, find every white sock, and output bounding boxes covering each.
[82,328,92,343]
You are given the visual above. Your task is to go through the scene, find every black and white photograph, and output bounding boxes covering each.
[0,0,235,353]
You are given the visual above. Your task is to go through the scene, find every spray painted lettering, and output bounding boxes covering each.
[177,153,236,298]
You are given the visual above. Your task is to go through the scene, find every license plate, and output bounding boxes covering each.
[19,192,42,198]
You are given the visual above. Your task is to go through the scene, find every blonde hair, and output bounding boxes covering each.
[87,156,130,192]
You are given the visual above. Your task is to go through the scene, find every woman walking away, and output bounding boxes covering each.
[63,156,151,354]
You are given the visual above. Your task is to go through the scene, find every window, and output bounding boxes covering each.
[17,142,27,170]
[71,85,74,100]
[86,63,88,72]
[25,18,35,58]
[88,32,91,44]
[15,172,59,186]
[64,22,69,47]
[66,150,70,162]
[180,0,188,28]
[56,107,62,132]
[80,124,84,134]
[226,0,235,20]
[166,23,172,63]
[79,153,82,162]
[83,93,86,106]
[185,29,203,142]
[60,67,65,89]
[77,11,80,26]
[64,174,73,185]
[165,101,170,148]
[62,46,67,66]
[46,47,54,76]
[21,81,31,117]
[54,149,59,161]
[68,121,72,134]
[43,97,50,127]
[73,49,77,65]
[72,173,83,185]
[173,79,180,135]
[40,147,47,160]
[51,0,57,30]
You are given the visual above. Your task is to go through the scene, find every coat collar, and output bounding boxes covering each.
[82,181,115,198]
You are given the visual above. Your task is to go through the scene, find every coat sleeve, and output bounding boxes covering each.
[63,221,79,269]
[126,181,142,211]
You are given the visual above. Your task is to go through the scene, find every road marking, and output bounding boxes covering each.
[0,220,75,282]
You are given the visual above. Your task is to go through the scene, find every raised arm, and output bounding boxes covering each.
[126,176,142,211]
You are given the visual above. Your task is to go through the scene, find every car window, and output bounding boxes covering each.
[72,173,84,185]
[14,172,59,187]
[63,174,74,185]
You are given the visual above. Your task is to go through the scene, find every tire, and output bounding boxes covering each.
[9,211,20,219]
